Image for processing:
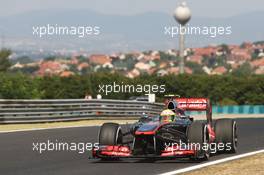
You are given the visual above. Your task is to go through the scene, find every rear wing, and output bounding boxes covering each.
[165,97,212,124]
[175,98,209,111]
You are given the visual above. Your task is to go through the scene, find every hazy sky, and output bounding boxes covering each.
[1,0,264,17]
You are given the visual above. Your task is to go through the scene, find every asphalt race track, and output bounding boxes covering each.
[0,118,264,175]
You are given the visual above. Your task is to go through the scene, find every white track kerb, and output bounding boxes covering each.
[159,149,264,175]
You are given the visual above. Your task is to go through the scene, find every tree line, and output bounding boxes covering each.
[0,72,263,105]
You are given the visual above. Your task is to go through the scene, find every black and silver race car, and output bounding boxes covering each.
[92,97,238,161]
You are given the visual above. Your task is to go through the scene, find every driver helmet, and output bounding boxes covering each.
[160,109,176,122]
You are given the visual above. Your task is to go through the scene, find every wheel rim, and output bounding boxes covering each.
[116,127,122,144]
[203,125,210,159]
[232,121,238,151]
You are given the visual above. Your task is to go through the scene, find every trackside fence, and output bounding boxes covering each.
[187,105,264,115]
[0,99,164,124]
[213,105,264,114]
[0,99,263,124]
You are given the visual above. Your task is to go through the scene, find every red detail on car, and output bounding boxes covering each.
[161,146,195,156]
[94,145,132,157]
[207,124,216,141]
[175,98,209,111]
[100,151,131,157]
[135,131,156,135]
[103,145,131,153]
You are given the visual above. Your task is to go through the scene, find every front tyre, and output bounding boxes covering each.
[99,123,123,145]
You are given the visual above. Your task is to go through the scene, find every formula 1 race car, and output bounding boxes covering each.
[92,97,238,161]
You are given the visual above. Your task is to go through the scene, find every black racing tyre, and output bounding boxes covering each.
[187,121,210,161]
[99,123,123,145]
[215,119,238,153]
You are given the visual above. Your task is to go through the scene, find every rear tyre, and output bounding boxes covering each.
[187,121,210,161]
[215,119,237,153]
[99,123,123,145]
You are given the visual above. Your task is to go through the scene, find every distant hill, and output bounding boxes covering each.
[0,9,263,52]
[254,41,264,45]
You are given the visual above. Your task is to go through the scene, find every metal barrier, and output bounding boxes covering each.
[1,99,262,124]
[0,99,164,124]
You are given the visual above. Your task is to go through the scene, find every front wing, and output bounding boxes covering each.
[92,145,196,159]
